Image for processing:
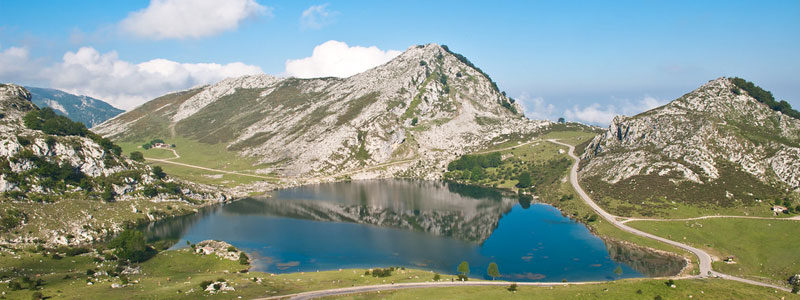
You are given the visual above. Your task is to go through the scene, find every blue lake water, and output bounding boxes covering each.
[143,180,682,281]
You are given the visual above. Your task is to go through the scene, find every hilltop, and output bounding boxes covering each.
[579,77,800,217]
[26,86,123,128]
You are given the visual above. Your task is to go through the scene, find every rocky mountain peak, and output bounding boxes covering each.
[580,77,800,215]
[96,43,545,180]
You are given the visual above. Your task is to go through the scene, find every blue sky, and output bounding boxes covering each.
[1,0,798,124]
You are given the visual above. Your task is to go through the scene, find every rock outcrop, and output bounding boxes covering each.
[579,77,800,215]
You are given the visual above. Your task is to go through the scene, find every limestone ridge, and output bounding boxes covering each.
[26,86,124,128]
[0,84,222,202]
[95,44,548,178]
[581,77,800,194]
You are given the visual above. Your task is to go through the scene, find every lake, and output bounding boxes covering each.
[143,179,683,281]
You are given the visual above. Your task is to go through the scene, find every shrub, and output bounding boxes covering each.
[199,280,213,290]
[507,283,517,292]
[107,230,156,263]
[371,268,393,277]
[433,273,441,281]
[129,151,145,162]
[239,252,250,265]
[152,166,167,180]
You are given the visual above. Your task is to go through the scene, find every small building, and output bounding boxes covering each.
[197,246,215,255]
[152,143,171,149]
[771,205,788,215]
[723,256,736,264]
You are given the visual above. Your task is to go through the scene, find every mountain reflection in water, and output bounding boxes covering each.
[143,180,682,281]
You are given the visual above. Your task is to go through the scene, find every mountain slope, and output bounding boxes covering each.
[580,77,800,217]
[96,44,547,179]
[26,86,124,127]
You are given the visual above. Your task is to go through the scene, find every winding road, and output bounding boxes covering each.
[546,139,791,293]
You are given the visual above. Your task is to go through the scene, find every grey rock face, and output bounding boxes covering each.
[581,77,800,192]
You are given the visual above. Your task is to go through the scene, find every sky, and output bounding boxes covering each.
[0,0,798,125]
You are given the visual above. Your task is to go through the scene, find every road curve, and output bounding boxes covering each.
[547,139,791,292]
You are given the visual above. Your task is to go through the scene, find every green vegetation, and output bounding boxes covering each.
[0,248,461,300]
[117,136,274,188]
[731,77,799,119]
[23,107,88,137]
[129,151,144,162]
[582,161,795,218]
[22,107,122,156]
[447,152,502,171]
[628,218,800,285]
[487,262,500,280]
[331,278,799,299]
[108,230,157,263]
[457,261,470,281]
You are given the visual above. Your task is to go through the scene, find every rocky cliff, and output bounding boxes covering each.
[95,44,548,180]
[580,77,800,216]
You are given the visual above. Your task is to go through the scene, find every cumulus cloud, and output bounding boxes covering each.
[0,46,32,79]
[45,47,263,109]
[564,96,665,125]
[285,40,401,78]
[120,0,270,39]
[300,4,338,29]
[516,93,556,121]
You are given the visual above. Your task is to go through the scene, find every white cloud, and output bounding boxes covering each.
[516,93,556,121]
[300,4,338,30]
[0,46,40,81]
[120,0,270,39]
[44,47,263,110]
[564,96,665,125]
[285,40,401,78]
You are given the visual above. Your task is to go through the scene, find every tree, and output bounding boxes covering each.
[614,265,623,278]
[152,166,166,180]
[457,261,470,277]
[487,262,500,280]
[557,117,565,124]
[516,172,532,188]
[239,252,249,265]
[130,151,145,162]
[433,273,441,281]
[108,230,156,263]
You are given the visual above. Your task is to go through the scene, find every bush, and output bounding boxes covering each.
[433,273,441,281]
[152,166,167,180]
[199,280,213,290]
[239,252,250,265]
[507,283,517,292]
[107,230,156,263]
[447,152,502,171]
[371,268,393,277]
[23,108,88,136]
[516,172,532,188]
[129,151,145,162]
